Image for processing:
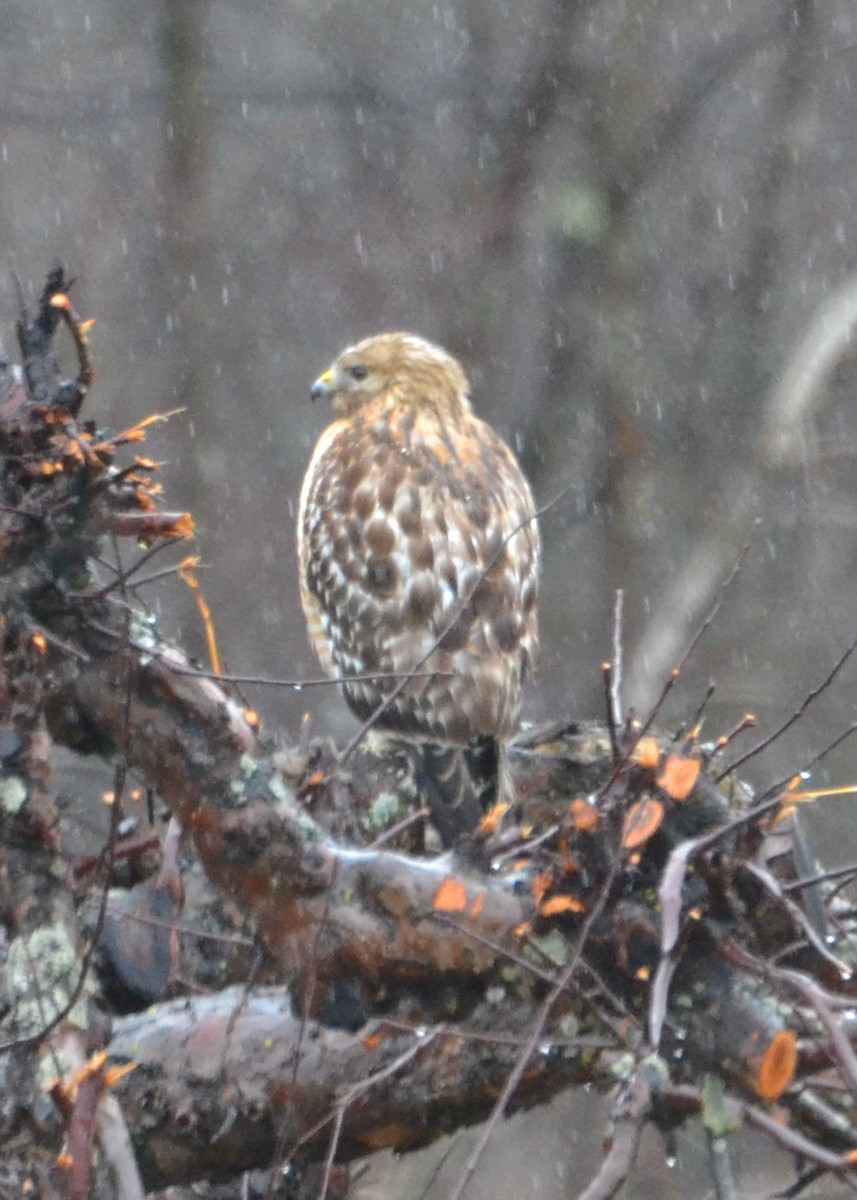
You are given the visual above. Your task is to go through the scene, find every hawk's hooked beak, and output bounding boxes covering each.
[310,368,335,401]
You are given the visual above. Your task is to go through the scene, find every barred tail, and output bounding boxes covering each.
[411,736,505,847]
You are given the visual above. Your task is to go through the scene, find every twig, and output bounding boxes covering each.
[778,968,857,1095]
[784,862,857,895]
[715,631,857,782]
[637,540,752,745]
[611,588,624,728]
[779,718,857,785]
[742,1101,857,1181]
[592,542,752,808]
[706,1129,738,1200]
[29,624,91,662]
[95,1093,146,1200]
[415,1137,460,1200]
[491,820,559,865]
[167,664,455,690]
[47,287,94,410]
[91,539,182,598]
[368,807,429,848]
[316,1033,440,1200]
[740,861,850,977]
[676,680,716,741]
[707,712,757,758]
[265,862,341,1200]
[379,1016,611,1053]
[602,661,619,762]
[446,840,624,1200]
[94,902,254,946]
[433,912,637,1043]
[576,1067,651,1200]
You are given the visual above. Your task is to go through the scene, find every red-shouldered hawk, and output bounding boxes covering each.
[298,332,540,845]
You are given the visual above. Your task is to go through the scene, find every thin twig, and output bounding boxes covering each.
[637,540,752,746]
[29,624,91,662]
[675,680,716,741]
[378,1016,612,1052]
[611,588,625,729]
[784,862,857,895]
[778,718,857,786]
[741,861,850,977]
[742,1102,857,1182]
[445,841,624,1200]
[433,912,636,1043]
[707,712,757,759]
[265,862,340,1200]
[593,542,752,807]
[91,539,184,597]
[602,662,619,762]
[715,631,857,782]
[316,1033,440,1200]
[491,820,559,865]
[706,1129,738,1200]
[576,1067,651,1200]
[368,807,430,848]
[414,1137,460,1200]
[168,664,455,690]
[94,903,254,946]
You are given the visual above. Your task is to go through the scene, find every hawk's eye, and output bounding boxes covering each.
[348,364,368,381]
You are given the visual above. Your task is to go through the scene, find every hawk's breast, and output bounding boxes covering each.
[298,399,539,743]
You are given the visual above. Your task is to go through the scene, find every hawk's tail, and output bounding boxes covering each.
[411,736,508,848]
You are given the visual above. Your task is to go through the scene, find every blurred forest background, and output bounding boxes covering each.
[4,0,857,1195]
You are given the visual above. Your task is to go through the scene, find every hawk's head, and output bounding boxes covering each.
[310,332,471,416]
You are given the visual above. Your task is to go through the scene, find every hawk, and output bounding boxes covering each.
[298,332,540,845]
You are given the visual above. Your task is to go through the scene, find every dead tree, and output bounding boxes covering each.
[2,265,857,1198]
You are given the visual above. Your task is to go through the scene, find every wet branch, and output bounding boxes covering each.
[3,267,857,1196]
